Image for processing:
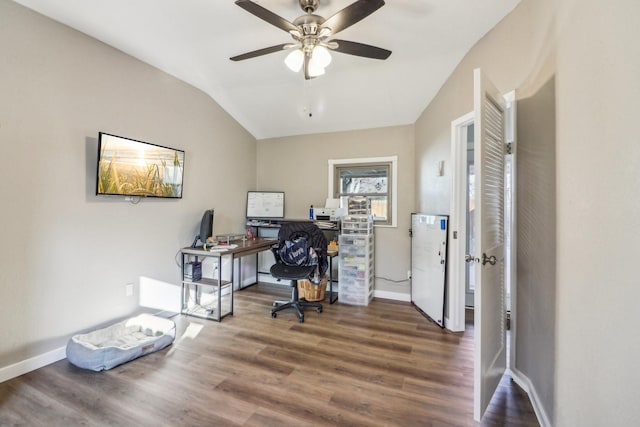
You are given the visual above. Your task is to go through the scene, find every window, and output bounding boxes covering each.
[328,156,398,227]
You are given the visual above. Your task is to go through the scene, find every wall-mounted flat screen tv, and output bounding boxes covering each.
[246,191,285,219]
[96,132,185,198]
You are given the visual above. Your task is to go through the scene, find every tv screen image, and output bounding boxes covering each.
[96,132,185,198]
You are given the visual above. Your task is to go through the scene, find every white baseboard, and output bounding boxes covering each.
[373,290,411,302]
[508,367,552,427]
[443,315,465,333]
[0,346,67,384]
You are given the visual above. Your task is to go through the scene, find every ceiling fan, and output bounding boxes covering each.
[230,0,391,80]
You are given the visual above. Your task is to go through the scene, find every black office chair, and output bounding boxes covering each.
[270,222,328,323]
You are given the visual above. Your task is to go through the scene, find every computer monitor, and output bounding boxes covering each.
[192,209,214,248]
[246,191,284,219]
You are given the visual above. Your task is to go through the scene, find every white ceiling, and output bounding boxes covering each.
[13,0,521,139]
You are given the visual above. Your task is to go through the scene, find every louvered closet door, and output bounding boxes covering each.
[472,68,507,422]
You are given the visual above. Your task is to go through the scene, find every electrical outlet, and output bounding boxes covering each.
[125,283,134,297]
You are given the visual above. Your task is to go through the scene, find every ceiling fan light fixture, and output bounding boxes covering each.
[308,56,326,77]
[285,49,304,72]
[312,45,332,68]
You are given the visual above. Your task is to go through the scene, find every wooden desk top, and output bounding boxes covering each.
[184,239,337,259]
[182,238,275,257]
[227,238,275,257]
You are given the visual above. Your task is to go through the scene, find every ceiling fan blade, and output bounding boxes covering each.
[321,0,385,35]
[330,39,391,60]
[230,44,291,61]
[235,0,298,33]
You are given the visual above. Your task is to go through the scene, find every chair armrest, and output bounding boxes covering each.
[270,243,281,262]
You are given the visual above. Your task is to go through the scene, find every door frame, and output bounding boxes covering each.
[448,91,517,369]
[448,111,474,333]
[504,90,517,372]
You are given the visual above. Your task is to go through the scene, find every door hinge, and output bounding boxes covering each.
[506,142,513,155]
[506,311,511,330]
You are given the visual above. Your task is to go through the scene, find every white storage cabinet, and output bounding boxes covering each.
[338,215,374,306]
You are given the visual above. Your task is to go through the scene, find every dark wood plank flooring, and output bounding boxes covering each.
[0,284,539,426]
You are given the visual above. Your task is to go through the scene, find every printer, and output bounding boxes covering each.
[313,207,337,221]
[313,199,345,221]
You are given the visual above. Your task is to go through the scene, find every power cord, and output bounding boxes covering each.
[174,249,183,268]
[375,275,410,284]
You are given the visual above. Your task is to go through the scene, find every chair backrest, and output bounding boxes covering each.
[276,222,328,276]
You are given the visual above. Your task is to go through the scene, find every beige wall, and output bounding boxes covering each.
[555,0,640,425]
[257,125,415,295]
[0,0,256,368]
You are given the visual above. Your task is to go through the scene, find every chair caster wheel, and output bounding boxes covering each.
[272,302,278,307]
[299,318,304,323]
[317,307,323,313]
[271,312,277,318]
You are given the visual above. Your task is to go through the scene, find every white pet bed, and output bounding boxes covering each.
[66,313,176,371]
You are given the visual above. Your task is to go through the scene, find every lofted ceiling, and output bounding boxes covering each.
[13,0,521,139]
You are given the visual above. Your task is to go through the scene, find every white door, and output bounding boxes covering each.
[411,214,447,327]
[473,68,507,421]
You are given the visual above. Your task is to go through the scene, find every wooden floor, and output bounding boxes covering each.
[0,284,539,426]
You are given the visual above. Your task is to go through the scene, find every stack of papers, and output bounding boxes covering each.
[316,221,337,229]
[208,244,238,252]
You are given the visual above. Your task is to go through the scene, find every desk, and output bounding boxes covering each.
[180,238,274,321]
[228,238,277,290]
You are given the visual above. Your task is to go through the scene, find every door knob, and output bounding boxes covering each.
[481,253,497,266]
